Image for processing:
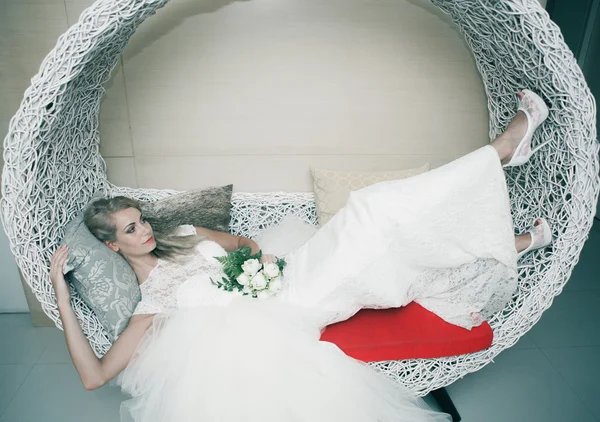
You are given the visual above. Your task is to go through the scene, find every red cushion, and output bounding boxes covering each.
[319,302,493,362]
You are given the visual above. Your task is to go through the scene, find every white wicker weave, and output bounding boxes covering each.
[1,0,598,396]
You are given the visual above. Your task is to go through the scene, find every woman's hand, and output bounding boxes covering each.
[50,246,71,303]
[260,254,278,264]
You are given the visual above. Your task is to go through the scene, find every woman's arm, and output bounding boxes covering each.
[51,247,154,390]
[194,227,276,263]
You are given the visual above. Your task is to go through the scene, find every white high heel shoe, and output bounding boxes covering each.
[503,90,550,168]
[517,218,553,260]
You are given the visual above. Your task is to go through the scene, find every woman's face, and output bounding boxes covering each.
[105,207,156,258]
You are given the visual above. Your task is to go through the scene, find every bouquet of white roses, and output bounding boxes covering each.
[212,247,286,299]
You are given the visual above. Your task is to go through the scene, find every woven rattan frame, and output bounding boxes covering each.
[1,0,598,396]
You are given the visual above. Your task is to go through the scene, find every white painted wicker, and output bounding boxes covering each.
[1,0,598,396]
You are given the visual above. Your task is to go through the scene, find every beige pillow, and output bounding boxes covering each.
[311,164,430,226]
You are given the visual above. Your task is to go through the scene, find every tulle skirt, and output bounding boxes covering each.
[116,298,450,422]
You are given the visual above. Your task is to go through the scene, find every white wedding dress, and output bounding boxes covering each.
[115,145,518,422]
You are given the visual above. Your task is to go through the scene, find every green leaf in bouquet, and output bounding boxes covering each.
[215,255,228,265]
[223,268,237,280]
[276,258,287,272]
[210,277,224,289]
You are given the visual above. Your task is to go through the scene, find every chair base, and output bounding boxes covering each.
[431,387,461,421]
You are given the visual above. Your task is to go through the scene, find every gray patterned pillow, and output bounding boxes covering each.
[61,213,140,341]
[141,185,233,233]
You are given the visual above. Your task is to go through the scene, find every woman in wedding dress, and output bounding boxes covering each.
[50,90,552,422]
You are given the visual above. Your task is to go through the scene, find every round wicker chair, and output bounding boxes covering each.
[1,0,598,396]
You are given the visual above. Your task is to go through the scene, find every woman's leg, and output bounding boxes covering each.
[490,94,531,253]
[490,92,529,165]
[515,233,532,253]
[492,92,552,256]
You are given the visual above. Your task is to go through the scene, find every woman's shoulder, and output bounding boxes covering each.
[194,238,227,259]
[168,224,197,237]
[132,298,161,316]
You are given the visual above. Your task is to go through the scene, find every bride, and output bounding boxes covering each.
[50,90,552,422]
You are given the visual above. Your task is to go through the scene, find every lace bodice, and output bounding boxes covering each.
[132,225,227,316]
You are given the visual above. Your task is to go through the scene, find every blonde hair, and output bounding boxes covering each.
[83,196,202,262]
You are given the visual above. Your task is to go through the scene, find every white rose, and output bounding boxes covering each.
[250,271,268,290]
[268,277,282,293]
[242,286,252,294]
[257,290,271,300]
[236,273,250,286]
[242,259,261,276]
[263,263,280,278]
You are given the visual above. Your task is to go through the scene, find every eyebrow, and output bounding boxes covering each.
[123,215,144,232]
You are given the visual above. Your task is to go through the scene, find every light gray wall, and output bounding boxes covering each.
[89,0,489,192]
[0,229,28,312]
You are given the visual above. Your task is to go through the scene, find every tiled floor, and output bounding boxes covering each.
[1,221,599,421]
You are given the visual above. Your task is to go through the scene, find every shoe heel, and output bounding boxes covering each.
[503,90,550,168]
[520,89,549,122]
[530,138,553,155]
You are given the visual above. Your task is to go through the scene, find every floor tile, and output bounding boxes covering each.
[0,313,33,329]
[527,290,600,348]
[566,261,600,291]
[423,393,444,413]
[37,328,72,364]
[0,327,55,365]
[0,364,32,416]
[511,333,537,349]
[446,348,596,421]
[542,346,600,420]
[564,223,600,292]
[0,364,127,422]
